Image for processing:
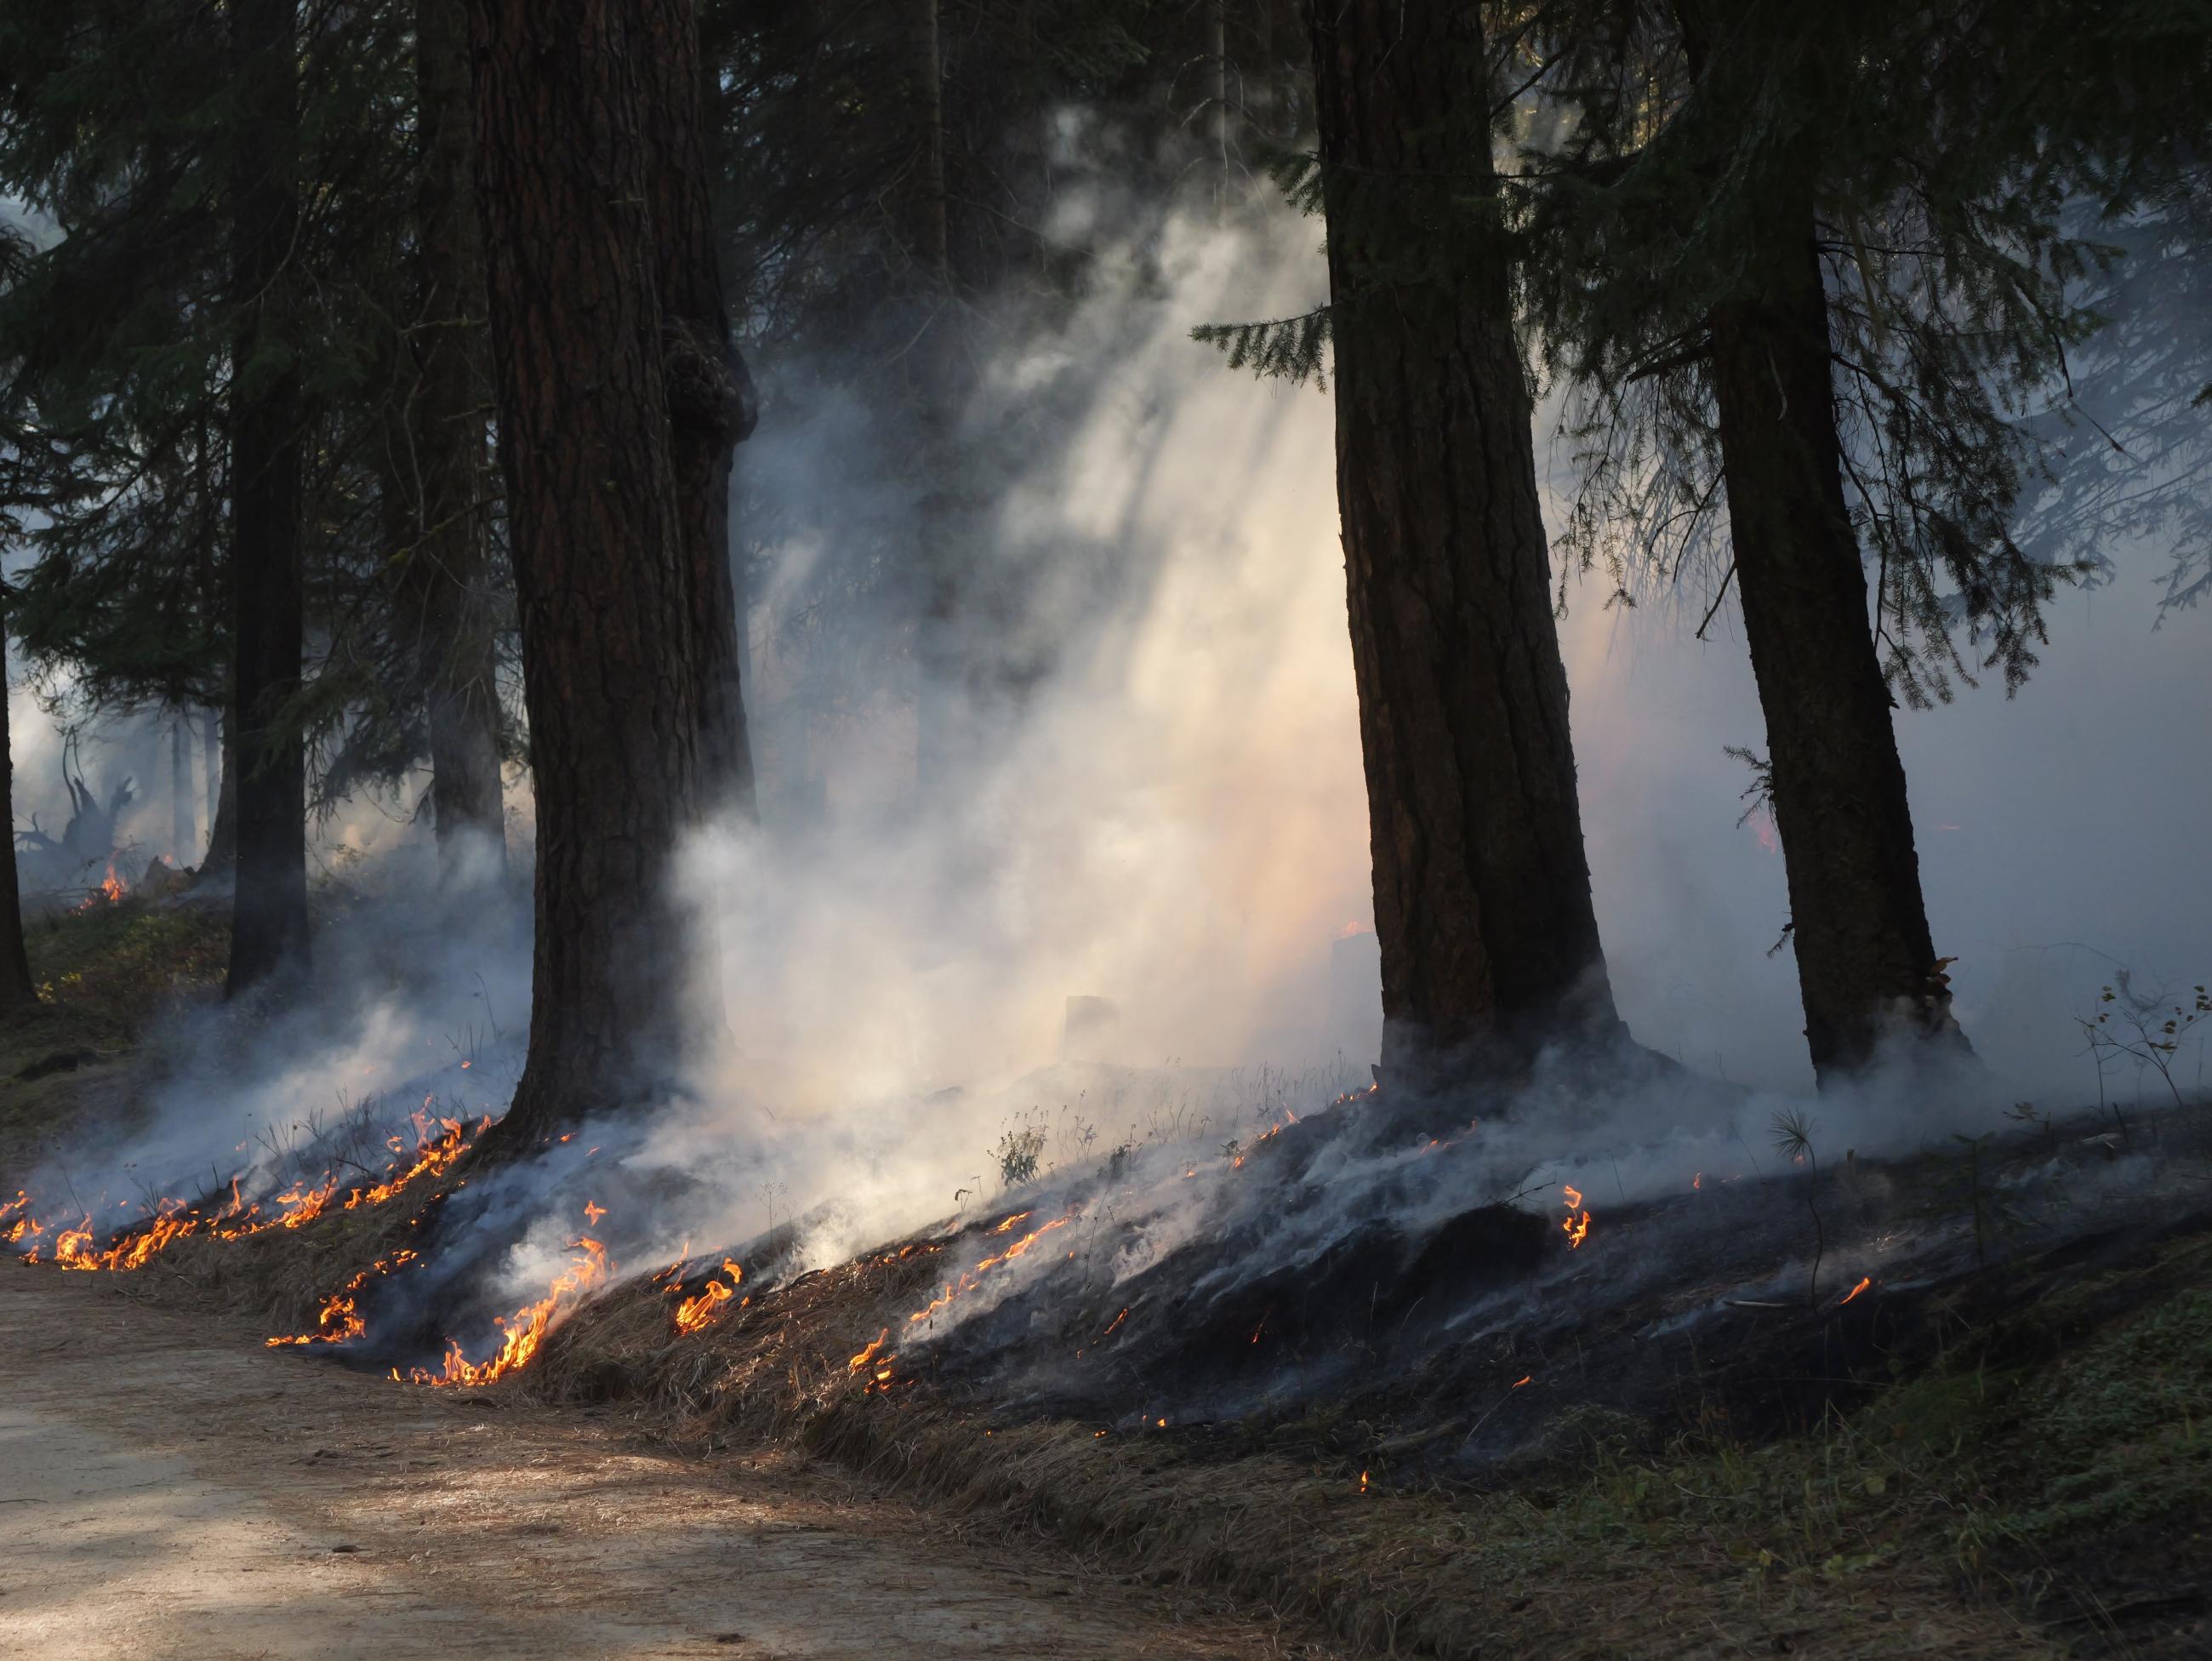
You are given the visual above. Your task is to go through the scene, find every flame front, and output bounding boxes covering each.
[11,1110,490,1275]
[402,1207,610,1387]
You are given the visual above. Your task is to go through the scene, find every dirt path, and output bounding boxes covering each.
[0,1270,1322,1660]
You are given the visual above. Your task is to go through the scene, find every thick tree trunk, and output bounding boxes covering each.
[1309,0,1622,1085]
[408,0,506,877]
[637,0,759,817]
[466,0,708,1149]
[0,617,40,1014]
[1702,220,1969,1081]
[224,0,311,997]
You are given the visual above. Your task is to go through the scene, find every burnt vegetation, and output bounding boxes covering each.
[2,1,2210,1657]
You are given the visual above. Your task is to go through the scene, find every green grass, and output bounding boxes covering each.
[0,894,230,1175]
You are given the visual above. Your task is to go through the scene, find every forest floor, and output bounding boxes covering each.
[5,897,2209,1661]
[0,1268,1319,1659]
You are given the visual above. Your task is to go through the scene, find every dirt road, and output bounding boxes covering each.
[0,1270,1320,1660]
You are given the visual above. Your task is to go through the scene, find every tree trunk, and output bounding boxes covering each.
[200,710,232,874]
[637,0,759,817]
[169,716,192,862]
[225,0,311,997]
[903,0,964,791]
[466,0,708,1149]
[0,614,41,1014]
[408,0,506,879]
[1702,220,1969,1081]
[1308,0,1622,1085]
[1211,0,1230,220]
[1671,0,1970,1083]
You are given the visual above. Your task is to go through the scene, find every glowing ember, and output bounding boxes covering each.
[1099,1306,1131,1339]
[402,1206,611,1387]
[1512,1374,1532,1388]
[1359,1470,1369,1493]
[1837,1276,1872,1307]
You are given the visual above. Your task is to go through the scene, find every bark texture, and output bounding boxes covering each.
[1309,0,1621,1083]
[224,0,311,996]
[467,0,707,1147]
[0,614,39,1013]
[1702,222,1966,1080]
[637,0,759,816]
[406,0,506,877]
[1674,0,1968,1082]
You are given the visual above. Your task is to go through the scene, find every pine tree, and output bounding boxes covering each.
[465,0,719,1149]
[224,0,312,995]
[1515,0,2112,1080]
[1295,0,1628,1084]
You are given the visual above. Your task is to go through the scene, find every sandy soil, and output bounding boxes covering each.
[0,1270,1324,1660]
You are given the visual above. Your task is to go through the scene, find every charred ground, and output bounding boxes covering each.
[5,903,2209,1660]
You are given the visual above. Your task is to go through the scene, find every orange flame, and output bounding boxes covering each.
[1838,1276,1872,1307]
[1561,1185,1591,1249]
[265,1249,419,1347]
[14,1112,491,1275]
[402,1207,610,1387]
[908,1213,1076,1327]
[672,1260,744,1334]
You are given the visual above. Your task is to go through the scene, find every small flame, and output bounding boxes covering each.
[1838,1276,1872,1307]
[402,1207,610,1387]
[1561,1185,1591,1249]
[672,1259,744,1335]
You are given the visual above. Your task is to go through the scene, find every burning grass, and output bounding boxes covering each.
[9,927,2209,1661]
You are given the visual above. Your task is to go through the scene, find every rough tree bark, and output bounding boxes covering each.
[224,0,311,996]
[637,0,760,815]
[1702,228,1968,1079]
[405,0,507,878]
[466,0,710,1148]
[1309,0,1623,1085]
[1676,0,1970,1083]
[0,611,39,1013]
